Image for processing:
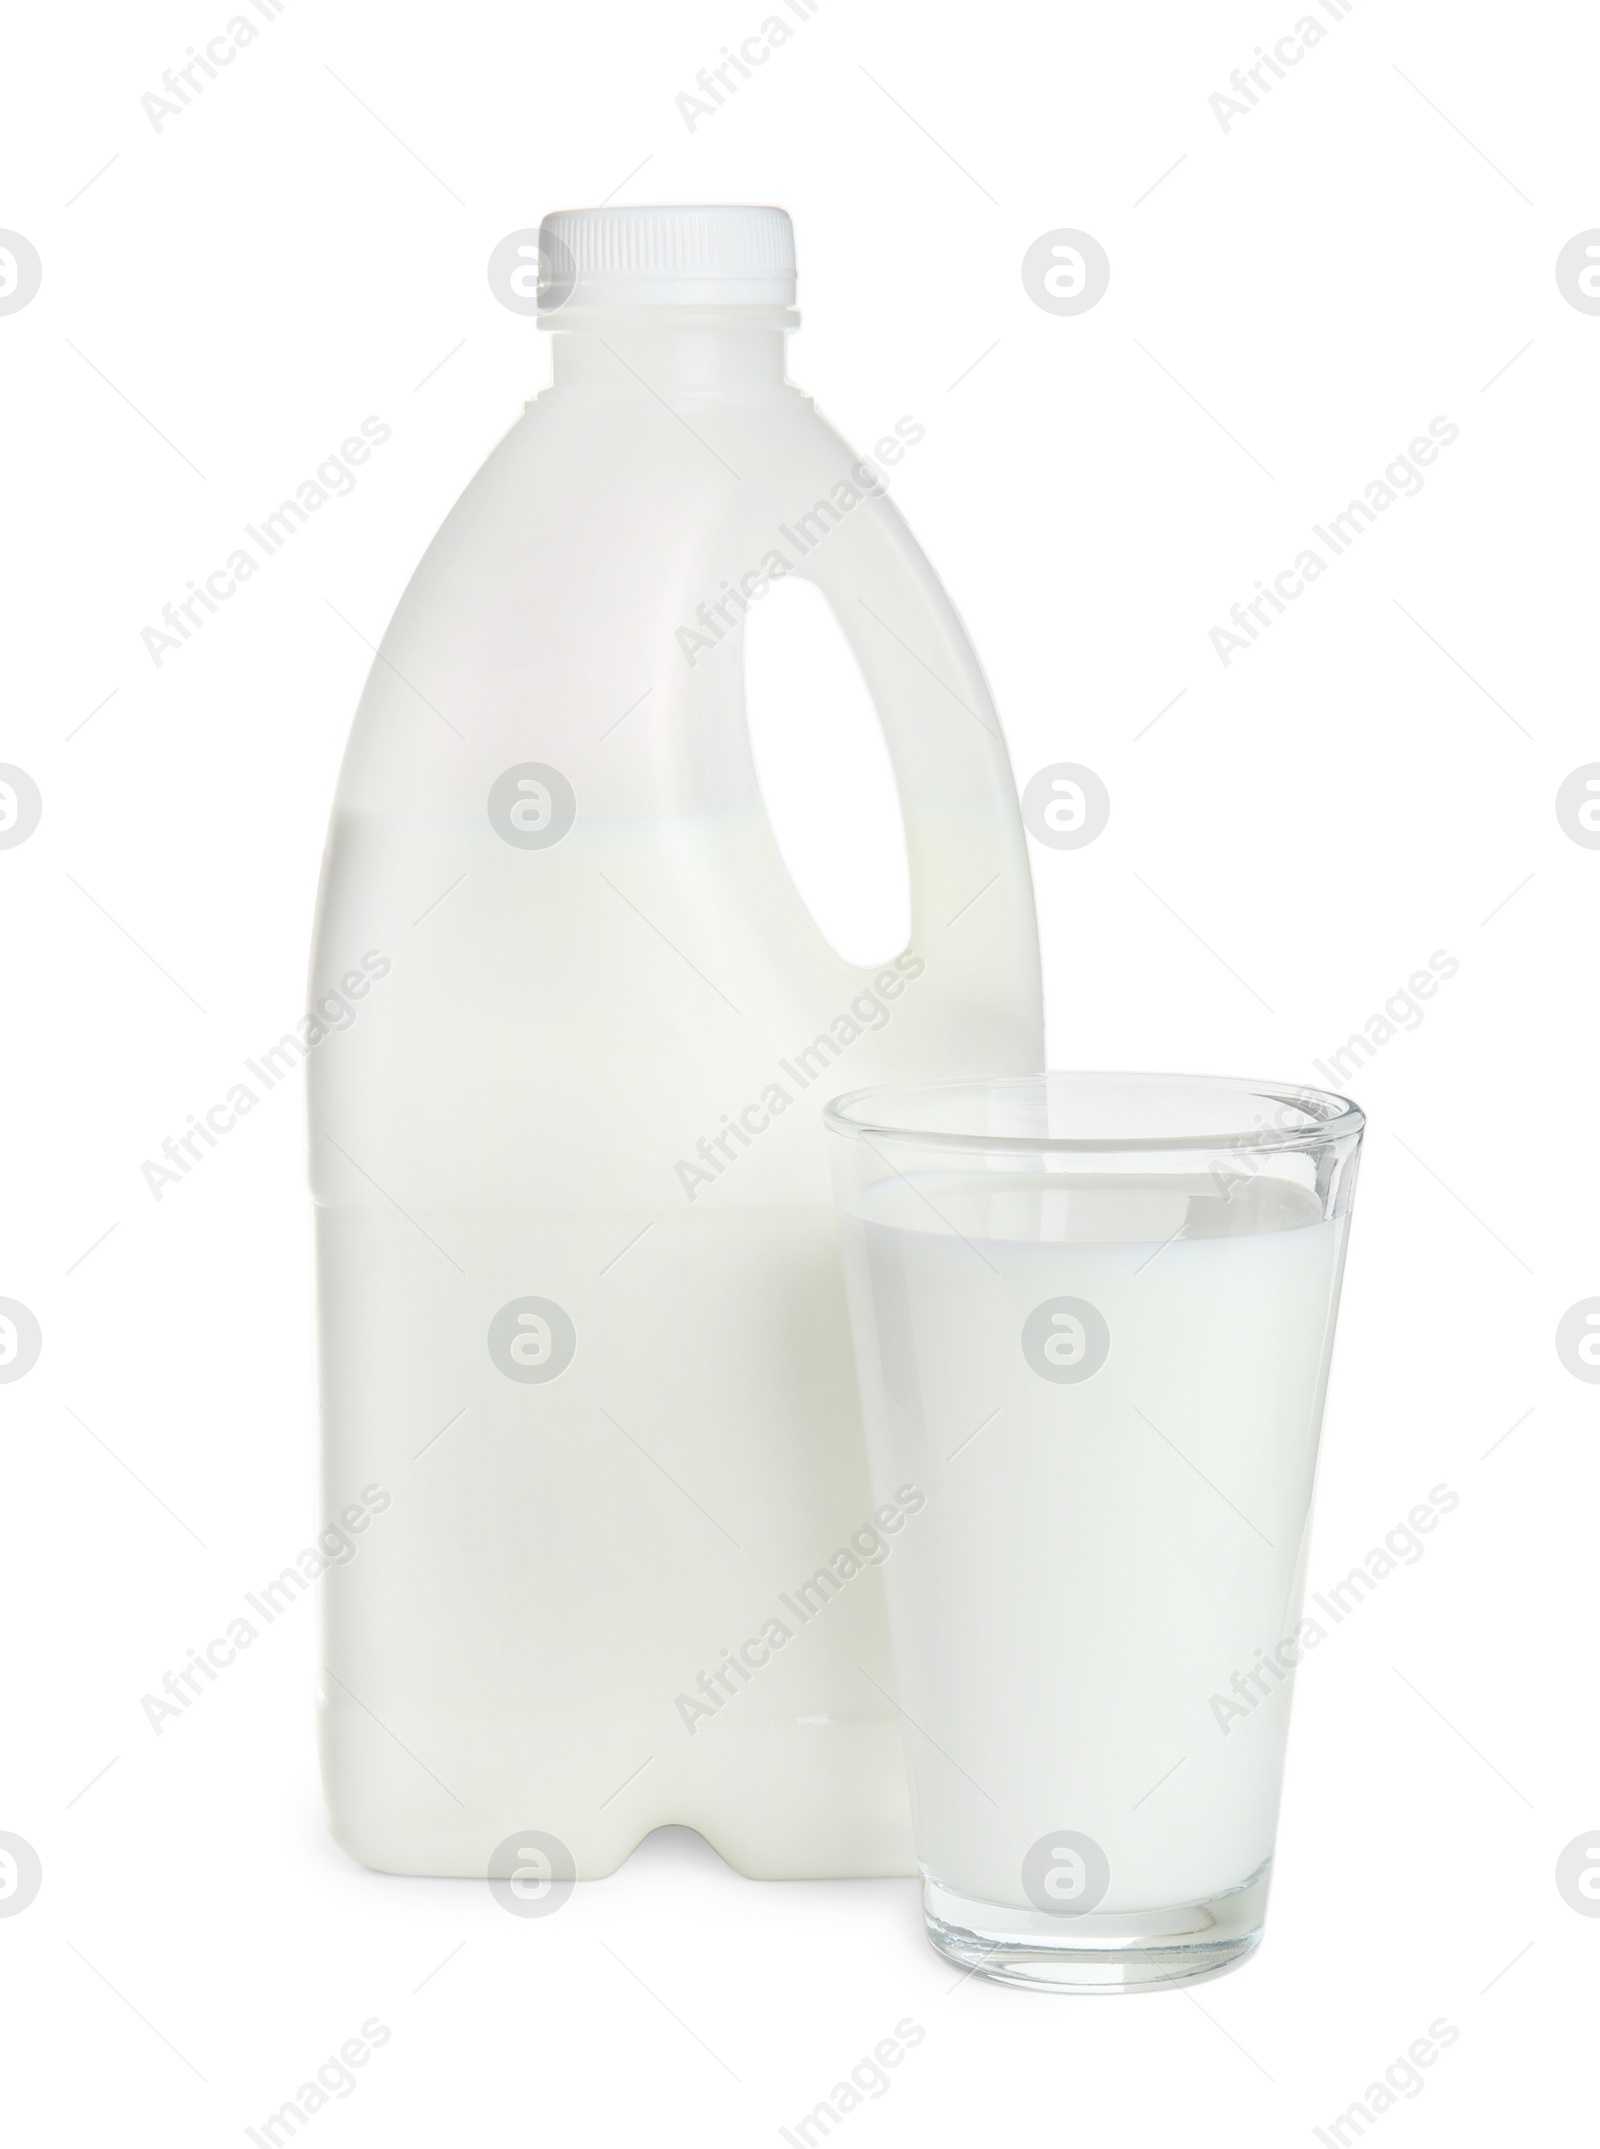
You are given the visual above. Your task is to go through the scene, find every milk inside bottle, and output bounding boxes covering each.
[308,206,1042,1878]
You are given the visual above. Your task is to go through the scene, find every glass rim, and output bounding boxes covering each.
[822,1071,1365,1156]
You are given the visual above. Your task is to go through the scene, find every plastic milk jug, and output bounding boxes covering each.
[309,206,1042,1878]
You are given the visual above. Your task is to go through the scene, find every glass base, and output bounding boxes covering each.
[923,1861,1269,1995]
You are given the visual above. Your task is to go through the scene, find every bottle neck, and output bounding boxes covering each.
[545,308,792,392]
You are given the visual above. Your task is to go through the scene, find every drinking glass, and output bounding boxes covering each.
[825,1073,1363,1992]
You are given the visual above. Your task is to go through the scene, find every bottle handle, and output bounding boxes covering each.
[787,487,1041,1000]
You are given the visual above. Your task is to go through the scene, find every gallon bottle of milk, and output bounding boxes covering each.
[308,205,1042,1879]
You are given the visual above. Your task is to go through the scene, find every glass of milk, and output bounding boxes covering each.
[825,1073,1363,1992]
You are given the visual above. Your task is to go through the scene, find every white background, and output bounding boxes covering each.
[2,0,1595,2140]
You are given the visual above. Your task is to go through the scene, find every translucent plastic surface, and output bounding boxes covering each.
[308,315,1042,1878]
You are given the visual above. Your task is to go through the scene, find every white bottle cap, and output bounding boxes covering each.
[536,205,796,316]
